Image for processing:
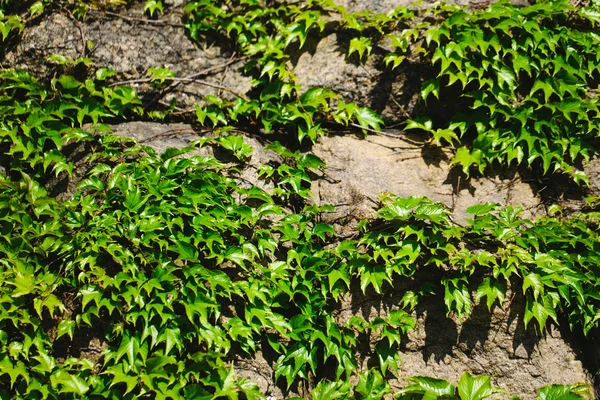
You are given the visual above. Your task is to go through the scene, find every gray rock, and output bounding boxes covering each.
[311,133,544,224]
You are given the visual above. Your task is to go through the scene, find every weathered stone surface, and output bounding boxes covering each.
[310,133,544,224]
[4,2,251,108]
[335,290,591,398]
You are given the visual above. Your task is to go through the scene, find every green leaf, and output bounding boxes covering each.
[147,66,173,83]
[57,75,81,90]
[384,53,405,69]
[32,352,56,374]
[312,379,351,400]
[0,356,29,388]
[538,384,590,400]
[495,66,517,90]
[451,147,486,176]
[475,278,505,311]
[175,238,198,261]
[11,270,36,297]
[51,370,89,395]
[29,1,45,16]
[144,0,164,16]
[225,246,251,267]
[158,327,182,356]
[458,372,500,400]
[355,369,390,400]
[96,68,116,81]
[107,363,139,395]
[354,107,383,131]
[523,294,557,331]
[466,203,497,216]
[523,273,544,300]
[579,7,600,25]
[115,332,141,368]
[300,87,338,109]
[404,117,433,132]
[401,376,455,398]
[348,37,372,59]
[56,319,76,340]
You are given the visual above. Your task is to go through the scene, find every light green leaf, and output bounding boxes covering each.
[348,37,372,59]
[354,107,383,131]
[51,370,90,395]
[458,372,501,400]
[56,319,76,340]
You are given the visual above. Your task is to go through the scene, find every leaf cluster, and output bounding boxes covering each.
[0,0,598,398]
[402,0,600,183]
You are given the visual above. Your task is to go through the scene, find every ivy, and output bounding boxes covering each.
[0,0,598,398]
[403,0,600,183]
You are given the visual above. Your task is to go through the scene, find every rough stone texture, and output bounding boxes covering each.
[400,296,589,396]
[585,157,600,196]
[109,122,593,399]
[4,2,251,108]
[293,33,382,112]
[335,290,591,398]
[311,133,544,224]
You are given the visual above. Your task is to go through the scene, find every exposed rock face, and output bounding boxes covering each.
[311,133,545,224]
[4,2,251,108]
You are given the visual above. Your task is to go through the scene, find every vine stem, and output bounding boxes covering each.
[109,76,249,101]
[349,122,425,146]
[90,10,186,28]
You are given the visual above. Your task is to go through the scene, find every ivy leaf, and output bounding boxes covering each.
[400,376,455,398]
[312,380,351,400]
[56,319,76,340]
[57,75,81,90]
[96,68,116,81]
[348,37,372,59]
[11,270,36,297]
[175,238,198,261]
[106,363,139,395]
[33,294,65,318]
[0,356,29,388]
[300,88,337,109]
[579,7,600,25]
[451,147,486,176]
[225,246,251,267]
[144,0,164,16]
[384,53,405,69]
[115,332,141,368]
[421,79,440,101]
[538,384,590,400]
[158,327,183,356]
[50,370,89,396]
[523,294,558,331]
[375,341,400,375]
[354,107,383,131]
[475,278,506,311]
[147,66,174,83]
[32,352,56,374]
[355,370,390,400]
[523,273,545,300]
[458,372,501,400]
[466,203,497,216]
[404,117,433,132]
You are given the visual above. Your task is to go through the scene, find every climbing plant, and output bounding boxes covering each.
[401,0,600,183]
[0,0,598,398]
